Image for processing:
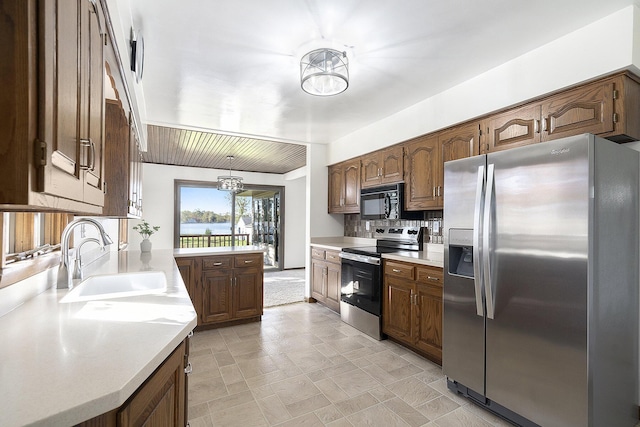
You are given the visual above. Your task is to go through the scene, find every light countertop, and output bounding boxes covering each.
[0,249,197,427]
[174,245,266,257]
[310,236,376,251]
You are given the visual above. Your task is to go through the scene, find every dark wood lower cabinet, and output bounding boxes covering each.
[76,339,189,427]
[175,253,264,328]
[310,247,341,312]
[382,259,443,365]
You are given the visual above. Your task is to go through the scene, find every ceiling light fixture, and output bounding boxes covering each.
[300,48,349,96]
[217,156,244,192]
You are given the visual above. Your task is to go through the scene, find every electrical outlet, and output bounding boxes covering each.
[365,221,370,231]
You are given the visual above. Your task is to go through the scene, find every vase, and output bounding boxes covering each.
[140,238,152,253]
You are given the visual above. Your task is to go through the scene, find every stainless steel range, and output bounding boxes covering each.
[339,225,422,340]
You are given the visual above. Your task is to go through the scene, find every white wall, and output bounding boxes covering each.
[134,163,306,269]
[327,5,640,165]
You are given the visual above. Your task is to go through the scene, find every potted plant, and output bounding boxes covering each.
[132,220,160,252]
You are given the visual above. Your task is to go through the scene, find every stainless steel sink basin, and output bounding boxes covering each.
[61,271,167,302]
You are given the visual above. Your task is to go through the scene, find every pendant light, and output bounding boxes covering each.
[217,156,244,192]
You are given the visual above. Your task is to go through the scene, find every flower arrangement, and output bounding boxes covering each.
[132,220,160,239]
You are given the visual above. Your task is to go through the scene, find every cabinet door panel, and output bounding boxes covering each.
[415,284,442,363]
[342,160,361,213]
[542,81,614,141]
[311,260,326,301]
[328,165,343,213]
[404,135,439,210]
[482,104,541,153]
[45,0,83,200]
[82,0,105,204]
[361,154,381,188]
[234,267,262,319]
[325,261,341,312]
[382,277,413,343]
[381,146,404,184]
[202,270,233,323]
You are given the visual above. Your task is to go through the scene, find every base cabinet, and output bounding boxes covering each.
[176,253,264,328]
[76,339,190,427]
[382,259,443,364]
[310,247,341,313]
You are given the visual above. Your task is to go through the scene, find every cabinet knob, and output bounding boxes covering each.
[184,362,193,375]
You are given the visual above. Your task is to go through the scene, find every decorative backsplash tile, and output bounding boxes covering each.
[344,210,443,244]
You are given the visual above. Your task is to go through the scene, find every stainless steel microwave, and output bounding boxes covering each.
[360,183,423,220]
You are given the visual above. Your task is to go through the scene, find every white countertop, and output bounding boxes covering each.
[174,245,266,257]
[0,250,197,427]
[310,236,376,251]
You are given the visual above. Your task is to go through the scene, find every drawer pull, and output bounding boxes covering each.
[187,330,194,338]
[244,260,253,264]
[213,262,223,266]
[427,276,440,281]
[392,269,402,273]
[184,362,193,375]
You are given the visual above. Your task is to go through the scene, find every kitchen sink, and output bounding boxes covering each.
[61,271,167,302]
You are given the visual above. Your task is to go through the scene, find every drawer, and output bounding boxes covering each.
[234,253,263,268]
[325,250,341,264]
[416,266,443,286]
[385,261,414,280]
[311,247,326,260]
[202,256,232,270]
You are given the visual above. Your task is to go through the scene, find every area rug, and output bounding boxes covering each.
[263,268,305,307]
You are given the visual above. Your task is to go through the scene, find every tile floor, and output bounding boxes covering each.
[187,302,515,427]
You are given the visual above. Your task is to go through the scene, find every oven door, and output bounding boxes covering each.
[340,254,382,316]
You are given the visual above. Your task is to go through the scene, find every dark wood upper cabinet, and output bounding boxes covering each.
[361,145,404,189]
[328,159,360,213]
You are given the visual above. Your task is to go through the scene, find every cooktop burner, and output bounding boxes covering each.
[342,225,423,256]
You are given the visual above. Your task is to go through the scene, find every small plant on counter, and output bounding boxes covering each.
[132,220,160,239]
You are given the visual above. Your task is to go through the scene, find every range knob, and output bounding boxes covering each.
[376,228,385,233]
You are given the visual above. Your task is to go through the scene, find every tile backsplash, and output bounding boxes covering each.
[344,210,443,244]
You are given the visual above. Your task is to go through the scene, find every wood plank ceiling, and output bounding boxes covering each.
[143,125,307,174]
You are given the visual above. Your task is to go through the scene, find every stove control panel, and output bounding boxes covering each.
[373,226,422,243]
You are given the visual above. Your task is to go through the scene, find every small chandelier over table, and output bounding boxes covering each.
[300,48,349,96]
[218,155,244,192]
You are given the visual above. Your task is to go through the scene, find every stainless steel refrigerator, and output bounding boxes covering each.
[443,133,639,427]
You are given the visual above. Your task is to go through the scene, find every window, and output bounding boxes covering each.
[174,180,284,269]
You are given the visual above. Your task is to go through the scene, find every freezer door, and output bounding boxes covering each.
[485,135,589,426]
[443,154,486,394]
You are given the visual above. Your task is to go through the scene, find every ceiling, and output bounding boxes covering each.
[121,0,638,172]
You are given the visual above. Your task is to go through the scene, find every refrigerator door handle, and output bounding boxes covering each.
[472,165,485,316]
[483,163,496,319]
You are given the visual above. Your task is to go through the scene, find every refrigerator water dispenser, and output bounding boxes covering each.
[448,229,474,278]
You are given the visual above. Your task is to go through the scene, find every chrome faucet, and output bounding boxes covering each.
[57,218,113,289]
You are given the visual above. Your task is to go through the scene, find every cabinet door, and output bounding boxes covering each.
[382,276,414,344]
[328,165,344,213]
[380,146,404,185]
[234,267,263,319]
[325,261,341,312]
[102,100,130,216]
[361,153,382,188]
[311,260,326,302]
[129,120,143,217]
[415,283,443,364]
[438,123,480,205]
[404,135,440,210]
[202,269,233,323]
[341,159,361,213]
[43,0,84,201]
[481,103,541,154]
[541,80,614,142]
[117,340,187,427]
[80,0,105,205]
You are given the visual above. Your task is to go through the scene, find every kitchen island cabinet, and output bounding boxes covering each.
[383,259,443,364]
[174,247,265,329]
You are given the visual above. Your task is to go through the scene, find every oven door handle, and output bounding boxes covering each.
[339,252,381,265]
